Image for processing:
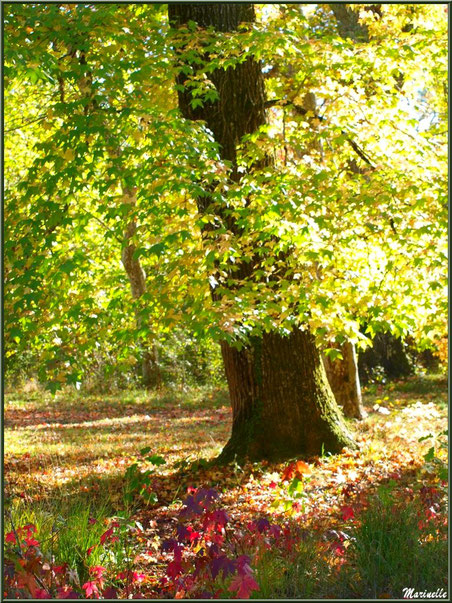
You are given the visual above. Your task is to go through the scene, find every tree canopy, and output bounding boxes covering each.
[4,3,447,390]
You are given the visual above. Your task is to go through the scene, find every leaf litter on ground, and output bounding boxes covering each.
[4,376,448,598]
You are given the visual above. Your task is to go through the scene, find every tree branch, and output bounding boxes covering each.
[265,98,376,168]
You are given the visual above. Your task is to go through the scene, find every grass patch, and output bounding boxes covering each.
[346,492,448,598]
[253,536,332,599]
[250,484,448,599]
[391,374,447,395]
[5,497,115,585]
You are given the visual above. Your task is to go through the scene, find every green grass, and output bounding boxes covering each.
[345,493,448,598]
[253,537,332,599]
[391,373,447,395]
[249,489,448,599]
[6,497,116,585]
[5,383,229,417]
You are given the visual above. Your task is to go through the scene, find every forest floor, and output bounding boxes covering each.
[4,374,448,599]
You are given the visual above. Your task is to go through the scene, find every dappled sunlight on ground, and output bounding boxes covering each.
[4,376,448,598]
[4,377,447,524]
[4,389,231,507]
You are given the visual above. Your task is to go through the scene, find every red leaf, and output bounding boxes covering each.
[99,527,113,544]
[282,460,311,481]
[132,572,146,583]
[103,586,118,599]
[116,571,128,581]
[269,524,282,539]
[34,589,49,599]
[82,581,99,598]
[86,545,97,556]
[228,573,260,599]
[166,559,183,578]
[281,463,295,481]
[341,506,355,521]
[294,460,312,476]
[188,527,201,543]
[89,566,106,579]
[5,531,17,543]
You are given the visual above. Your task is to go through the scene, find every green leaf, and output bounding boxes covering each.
[190,98,204,109]
[148,242,166,256]
[423,447,435,462]
[142,490,158,504]
[418,434,433,442]
[145,454,166,466]
[323,348,343,362]
[438,465,448,481]
[288,477,303,496]
[60,260,76,275]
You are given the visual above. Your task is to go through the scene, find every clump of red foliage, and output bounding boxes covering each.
[4,476,446,599]
[4,487,292,599]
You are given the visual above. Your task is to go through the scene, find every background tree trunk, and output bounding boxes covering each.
[79,56,161,390]
[358,332,413,385]
[322,342,365,419]
[120,188,160,389]
[329,5,415,390]
[169,2,355,461]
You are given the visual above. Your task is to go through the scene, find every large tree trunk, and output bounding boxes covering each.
[220,330,353,461]
[322,342,365,419]
[169,2,355,461]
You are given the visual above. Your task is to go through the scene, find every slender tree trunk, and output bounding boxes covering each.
[330,5,411,391]
[169,3,355,461]
[296,88,363,418]
[76,53,160,389]
[322,342,365,419]
[120,188,160,389]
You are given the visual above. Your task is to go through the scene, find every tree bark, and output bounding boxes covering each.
[220,330,353,461]
[169,3,355,461]
[330,3,371,42]
[358,331,413,384]
[322,342,365,419]
[120,188,160,389]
